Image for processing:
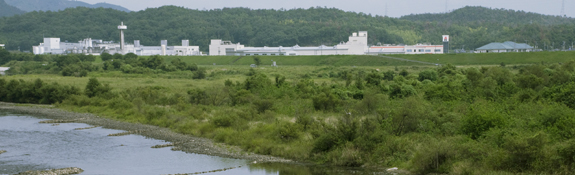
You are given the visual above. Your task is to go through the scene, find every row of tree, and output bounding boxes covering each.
[1,6,575,53]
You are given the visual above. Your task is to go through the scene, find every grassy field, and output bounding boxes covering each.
[393,51,575,65]
[149,52,575,67]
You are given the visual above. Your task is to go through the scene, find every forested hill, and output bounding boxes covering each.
[0,6,574,52]
[0,0,26,17]
[401,6,575,26]
[4,0,130,12]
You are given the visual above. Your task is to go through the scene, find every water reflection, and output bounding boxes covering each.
[0,114,390,175]
[250,163,390,175]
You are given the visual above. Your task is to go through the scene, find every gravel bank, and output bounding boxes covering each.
[14,167,83,175]
[0,102,292,163]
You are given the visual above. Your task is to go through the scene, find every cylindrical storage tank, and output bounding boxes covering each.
[161,45,166,56]
[33,46,39,55]
[39,47,45,54]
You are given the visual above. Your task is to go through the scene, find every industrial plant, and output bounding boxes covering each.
[33,22,202,56]
[32,22,447,56]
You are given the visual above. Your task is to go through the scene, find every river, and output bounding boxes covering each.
[0,114,391,175]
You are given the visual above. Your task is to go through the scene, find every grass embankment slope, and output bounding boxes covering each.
[162,55,427,66]
[393,51,575,65]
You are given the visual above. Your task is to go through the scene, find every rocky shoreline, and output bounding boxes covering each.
[15,167,84,175]
[0,102,292,164]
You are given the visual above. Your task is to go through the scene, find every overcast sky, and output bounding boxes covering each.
[78,0,573,18]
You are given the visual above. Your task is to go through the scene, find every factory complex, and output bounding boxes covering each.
[31,22,447,56]
[209,31,445,56]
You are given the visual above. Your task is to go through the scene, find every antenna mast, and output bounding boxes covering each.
[445,0,448,13]
[385,3,388,17]
[561,0,566,17]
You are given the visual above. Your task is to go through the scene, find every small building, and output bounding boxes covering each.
[0,67,10,75]
[0,44,5,49]
[476,41,534,53]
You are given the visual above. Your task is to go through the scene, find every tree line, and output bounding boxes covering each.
[1,6,575,53]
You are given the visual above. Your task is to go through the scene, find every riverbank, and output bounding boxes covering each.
[0,102,292,163]
[15,167,83,175]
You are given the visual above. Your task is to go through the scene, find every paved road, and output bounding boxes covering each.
[379,55,442,66]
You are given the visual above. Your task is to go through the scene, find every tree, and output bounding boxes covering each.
[253,56,261,66]
[85,78,111,97]
[101,53,112,62]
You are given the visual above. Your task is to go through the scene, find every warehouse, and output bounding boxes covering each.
[476,41,534,53]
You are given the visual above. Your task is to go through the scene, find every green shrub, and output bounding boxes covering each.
[212,114,237,127]
[85,78,112,98]
[418,69,438,81]
[461,102,507,139]
[276,121,300,141]
[253,98,274,113]
[192,68,207,79]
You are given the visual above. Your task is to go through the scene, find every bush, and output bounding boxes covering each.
[212,114,237,127]
[312,133,338,153]
[193,68,207,79]
[418,69,438,81]
[312,91,341,111]
[85,78,112,98]
[461,102,507,139]
[253,98,274,113]
[383,70,395,81]
[276,121,300,141]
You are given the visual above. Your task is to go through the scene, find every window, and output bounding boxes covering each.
[245,54,250,56]
[425,50,431,52]
[289,53,296,56]
[263,54,267,56]
[407,49,413,52]
[254,54,259,56]
[435,49,441,52]
[271,54,276,56]
[280,53,285,56]
[419,49,425,52]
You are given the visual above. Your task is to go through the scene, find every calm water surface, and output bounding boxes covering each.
[0,115,389,175]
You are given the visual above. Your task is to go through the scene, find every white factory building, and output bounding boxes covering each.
[367,44,444,55]
[210,31,445,56]
[33,22,202,56]
[210,31,370,56]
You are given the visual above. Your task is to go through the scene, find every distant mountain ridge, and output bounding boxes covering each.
[0,0,26,17]
[400,6,575,26]
[4,0,131,12]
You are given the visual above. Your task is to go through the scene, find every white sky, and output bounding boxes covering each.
[78,0,573,18]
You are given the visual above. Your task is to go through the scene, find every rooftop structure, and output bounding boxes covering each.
[476,41,534,53]
[0,44,5,48]
[118,22,127,53]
